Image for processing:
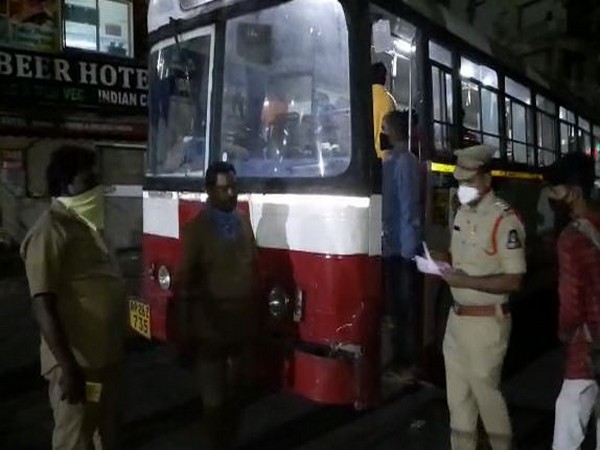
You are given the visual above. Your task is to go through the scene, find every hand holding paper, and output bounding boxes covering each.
[414,242,451,276]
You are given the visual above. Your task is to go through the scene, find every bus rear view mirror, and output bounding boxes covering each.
[236,23,272,65]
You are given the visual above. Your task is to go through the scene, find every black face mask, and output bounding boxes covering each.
[379,132,392,151]
[549,199,572,233]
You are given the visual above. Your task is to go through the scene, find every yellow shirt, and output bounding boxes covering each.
[450,192,526,306]
[21,201,126,374]
[372,84,397,159]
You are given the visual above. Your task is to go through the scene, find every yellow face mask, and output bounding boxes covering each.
[58,186,105,231]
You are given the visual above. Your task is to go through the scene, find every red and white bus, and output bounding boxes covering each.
[131,0,600,409]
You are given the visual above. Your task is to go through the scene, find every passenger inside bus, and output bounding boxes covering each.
[370,10,421,158]
[261,91,289,128]
[372,62,398,159]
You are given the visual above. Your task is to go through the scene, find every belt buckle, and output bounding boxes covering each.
[495,303,508,318]
[452,303,461,315]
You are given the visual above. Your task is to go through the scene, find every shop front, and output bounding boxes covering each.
[0,46,147,256]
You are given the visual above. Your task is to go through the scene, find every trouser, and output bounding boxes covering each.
[443,310,512,450]
[553,379,600,450]
[45,365,121,450]
[196,352,254,450]
[384,256,420,368]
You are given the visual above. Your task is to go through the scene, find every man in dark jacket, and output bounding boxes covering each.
[176,161,259,450]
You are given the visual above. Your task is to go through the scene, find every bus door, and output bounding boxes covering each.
[369,6,433,372]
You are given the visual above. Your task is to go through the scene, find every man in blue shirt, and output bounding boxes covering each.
[381,110,422,380]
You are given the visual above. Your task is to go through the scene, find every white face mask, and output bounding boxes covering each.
[457,185,480,206]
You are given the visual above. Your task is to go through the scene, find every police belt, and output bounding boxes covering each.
[452,302,510,317]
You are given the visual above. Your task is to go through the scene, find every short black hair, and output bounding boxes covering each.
[546,152,596,200]
[383,110,408,138]
[372,62,387,85]
[46,146,96,197]
[206,161,236,188]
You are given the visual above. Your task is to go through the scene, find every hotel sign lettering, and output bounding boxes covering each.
[0,48,148,110]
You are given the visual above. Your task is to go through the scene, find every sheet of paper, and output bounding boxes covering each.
[423,241,433,261]
[415,242,450,276]
[415,255,443,275]
[85,382,103,403]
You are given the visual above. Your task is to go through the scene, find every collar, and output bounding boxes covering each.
[50,199,75,218]
[392,142,408,153]
[50,199,93,228]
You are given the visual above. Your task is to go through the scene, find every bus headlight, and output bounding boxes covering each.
[157,265,171,291]
[268,287,290,319]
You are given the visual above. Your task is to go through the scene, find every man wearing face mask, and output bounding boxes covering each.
[544,153,600,450]
[441,145,526,450]
[21,146,126,450]
[176,161,259,450]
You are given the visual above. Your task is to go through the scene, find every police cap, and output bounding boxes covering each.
[453,145,494,181]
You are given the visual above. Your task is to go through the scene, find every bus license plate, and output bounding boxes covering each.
[129,298,151,339]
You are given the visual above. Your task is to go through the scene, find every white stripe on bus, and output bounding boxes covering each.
[142,192,382,256]
[104,185,143,198]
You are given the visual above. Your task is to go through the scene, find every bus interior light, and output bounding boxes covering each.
[393,38,414,55]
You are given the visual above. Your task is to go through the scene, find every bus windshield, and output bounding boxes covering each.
[148,28,214,178]
[147,0,351,179]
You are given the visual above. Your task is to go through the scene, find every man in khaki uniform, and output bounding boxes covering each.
[21,146,126,450]
[441,145,526,450]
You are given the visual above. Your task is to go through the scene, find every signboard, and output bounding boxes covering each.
[0,112,147,140]
[0,47,147,111]
[0,0,60,52]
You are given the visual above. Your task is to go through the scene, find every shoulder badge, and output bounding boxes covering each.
[506,229,522,250]
[494,199,511,213]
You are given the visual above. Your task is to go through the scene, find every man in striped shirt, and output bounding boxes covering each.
[546,153,600,450]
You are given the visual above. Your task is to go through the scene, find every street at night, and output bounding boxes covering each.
[0,253,590,449]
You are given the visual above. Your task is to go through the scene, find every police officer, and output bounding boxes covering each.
[440,145,526,450]
[21,146,126,450]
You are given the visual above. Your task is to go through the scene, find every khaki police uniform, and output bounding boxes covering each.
[444,146,526,450]
[21,200,126,450]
